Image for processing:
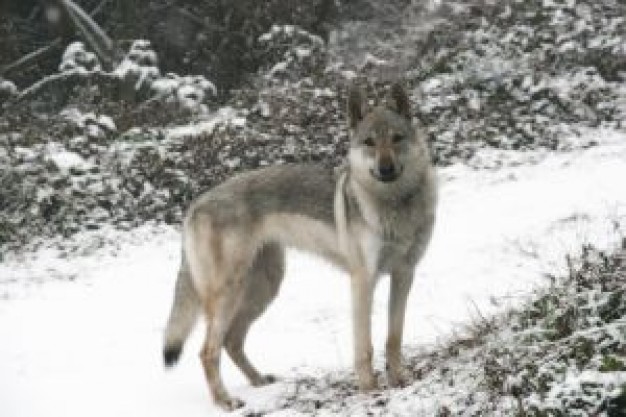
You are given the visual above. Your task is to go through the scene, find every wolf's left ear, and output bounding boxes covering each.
[388,82,411,120]
[347,85,366,129]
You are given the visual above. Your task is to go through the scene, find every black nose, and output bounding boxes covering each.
[375,164,399,182]
[379,165,395,178]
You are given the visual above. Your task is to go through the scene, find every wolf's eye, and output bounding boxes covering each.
[392,133,405,143]
[363,137,375,147]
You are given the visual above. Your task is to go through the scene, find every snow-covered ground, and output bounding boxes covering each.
[1,130,625,416]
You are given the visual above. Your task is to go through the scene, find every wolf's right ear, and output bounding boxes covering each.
[347,85,366,130]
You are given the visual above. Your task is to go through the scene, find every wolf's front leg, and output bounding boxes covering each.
[386,265,415,387]
[350,271,378,390]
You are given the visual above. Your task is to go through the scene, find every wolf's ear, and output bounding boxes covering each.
[388,82,411,119]
[347,85,366,129]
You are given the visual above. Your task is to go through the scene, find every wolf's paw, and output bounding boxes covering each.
[217,396,245,411]
[252,374,278,387]
[357,373,379,391]
[387,370,409,388]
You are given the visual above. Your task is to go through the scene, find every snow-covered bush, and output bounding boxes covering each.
[114,39,160,95]
[112,40,216,112]
[471,244,626,416]
[60,107,117,140]
[261,244,626,416]
[152,73,216,112]
[407,0,626,163]
[3,0,626,252]
[59,41,101,73]
[0,78,17,94]
[258,25,327,81]
[0,78,18,103]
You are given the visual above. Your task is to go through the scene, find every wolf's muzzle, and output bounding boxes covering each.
[371,164,403,183]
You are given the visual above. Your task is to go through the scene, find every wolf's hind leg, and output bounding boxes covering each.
[200,288,245,410]
[225,243,285,386]
[225,317,276,386]
[199,260,251,411]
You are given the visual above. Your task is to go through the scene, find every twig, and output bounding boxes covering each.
[1,38,63,77]
[60,0,116,70]
[0,0,113,77]
[89,0,109,18]
[468,297,492,329]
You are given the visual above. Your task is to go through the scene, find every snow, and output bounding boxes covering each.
[259,25,323,46]
[0,78,18,95]
[165,107,244,140]
[1,130,626,416]
[98,115,117,132]
[114,57,160,90]
[269,61,288,77]
[54,40,217,116]
[45,142,93,173]
[153,74,217,110]
[61,108,118,138]
[113,40,161,91]
[59,41,101,73]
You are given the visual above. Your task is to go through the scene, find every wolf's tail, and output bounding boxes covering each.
[163,255,200,367]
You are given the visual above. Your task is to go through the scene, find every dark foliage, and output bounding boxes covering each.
[1,0,338,94]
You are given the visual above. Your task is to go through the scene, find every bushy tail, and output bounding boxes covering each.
[163,256,200,367]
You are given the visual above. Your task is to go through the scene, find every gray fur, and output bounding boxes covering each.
[162,82,437,410]
[192,164,337,228]
[162,254,199,366]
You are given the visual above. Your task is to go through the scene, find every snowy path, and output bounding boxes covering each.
[1,131,626,416]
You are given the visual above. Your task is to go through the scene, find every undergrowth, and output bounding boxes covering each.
[270,241,626,416]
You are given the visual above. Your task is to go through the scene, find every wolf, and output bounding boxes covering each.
[162,82,437,410]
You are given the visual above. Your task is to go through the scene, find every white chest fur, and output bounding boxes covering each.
[353,222,382,277]
[335,172,384,277]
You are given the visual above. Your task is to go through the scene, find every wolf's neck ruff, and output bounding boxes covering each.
[334,169,352,266]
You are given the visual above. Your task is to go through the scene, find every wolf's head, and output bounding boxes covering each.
[346,83,430,189]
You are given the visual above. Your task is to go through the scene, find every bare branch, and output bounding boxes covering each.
[60,0,116,70]
[1,38,63,77]
[0,0,113,77]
